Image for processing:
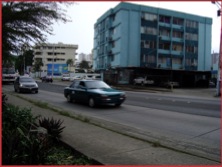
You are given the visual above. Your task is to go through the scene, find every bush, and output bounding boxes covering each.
[2,95,99,165]
[37,117,65,142]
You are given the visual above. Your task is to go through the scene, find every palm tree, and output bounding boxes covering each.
[66,59,74,72]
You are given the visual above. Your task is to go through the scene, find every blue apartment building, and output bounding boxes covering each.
[93,2,212,87]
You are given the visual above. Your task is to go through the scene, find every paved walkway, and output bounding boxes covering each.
[4,89,220,165]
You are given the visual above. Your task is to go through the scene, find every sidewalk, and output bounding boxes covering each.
[5,93,220,165]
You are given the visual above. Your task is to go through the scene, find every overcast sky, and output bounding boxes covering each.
[47,1,221,56]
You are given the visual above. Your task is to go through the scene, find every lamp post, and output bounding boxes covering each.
[212,1,221,96]
[52,45,54,77]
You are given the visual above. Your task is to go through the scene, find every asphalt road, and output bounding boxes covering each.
[36,81,220,118]
[2,82,221,161]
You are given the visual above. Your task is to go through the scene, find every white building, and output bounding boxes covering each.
[33,42,78,75]
[78,53,93,62]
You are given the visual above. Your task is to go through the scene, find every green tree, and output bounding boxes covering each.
[66,59,74,72]
[79,60,90,70]
[33,59,43,77]
[2,2,72,61]
[15,50,34,75]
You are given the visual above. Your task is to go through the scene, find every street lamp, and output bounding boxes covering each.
[212,1,221,96]
[52,45,55,77]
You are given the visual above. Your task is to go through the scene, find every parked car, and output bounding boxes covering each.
[14,76,38,93]
[41,75,53,83]
[61,74,70,81]
[82,74,94,80]
[64,80,126,107]
[133,76,154,85]
[209,81,216,88]
[69,76,82,81]
[162,81,180,88]
[92,75,102,80]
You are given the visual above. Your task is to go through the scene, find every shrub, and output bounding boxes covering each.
[37,117,65,142]
[2,104,37,132]
[2,93,8,111]
[2,105,46,164]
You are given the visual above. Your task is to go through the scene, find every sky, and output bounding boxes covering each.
[46,1,221,56]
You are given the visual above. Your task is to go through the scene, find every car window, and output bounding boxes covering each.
[79,81,85,87]
[85,81,110,89]
[70,81,80,88]
[20,77,34,82]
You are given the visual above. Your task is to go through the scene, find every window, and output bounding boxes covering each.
[172,44,183,51]
[186,45,198,53]
[79,81,85,87]
[111,41,115,48]
[185,33,198,41]
[173,17,184,25]
[158,57,166,64]
[142,12,157,21]
[172,58,182,64]
[141,26,157,35]
[159,42,170,50]
[142,54,155,63]
[186,58,197,66]
[159,29,170,37]
[110,27,116,35]
[186,20,198,28]
[172,31,183,38]
[35,52,42,55]
[159,15,171,23]
[141,40,156,49]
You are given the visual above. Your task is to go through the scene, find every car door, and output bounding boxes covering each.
[68,81,79,100]
[76,81,88,102]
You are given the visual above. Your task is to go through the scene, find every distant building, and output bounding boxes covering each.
[93,2,212,87]
[78,53,93,62]
[33,42,78,75]
[77,52,93,71]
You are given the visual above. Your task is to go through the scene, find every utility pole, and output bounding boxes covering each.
[212,1,221,96]
[52,44,55,77]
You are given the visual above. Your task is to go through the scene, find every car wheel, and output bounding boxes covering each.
[35,90,38,94]
[67,94,72,103]
[88,97,96,108]
[17,88,21,93]
[141,82,144,86]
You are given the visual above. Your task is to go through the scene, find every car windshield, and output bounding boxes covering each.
[85,81,110,89]
[3,68,15,74]
[20,78,35,82]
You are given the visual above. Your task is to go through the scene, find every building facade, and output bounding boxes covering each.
[33,42,78,75]
[93,2,213,86]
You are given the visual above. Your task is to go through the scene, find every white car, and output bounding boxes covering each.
[92,75,102,80]
[69,76,82,81]
[61,74,70,81]
[133,77,154,85]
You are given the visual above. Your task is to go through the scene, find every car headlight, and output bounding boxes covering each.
[35,83,38,87]
[20,83,23,87]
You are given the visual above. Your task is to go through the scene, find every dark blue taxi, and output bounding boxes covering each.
[64,80,126,107]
